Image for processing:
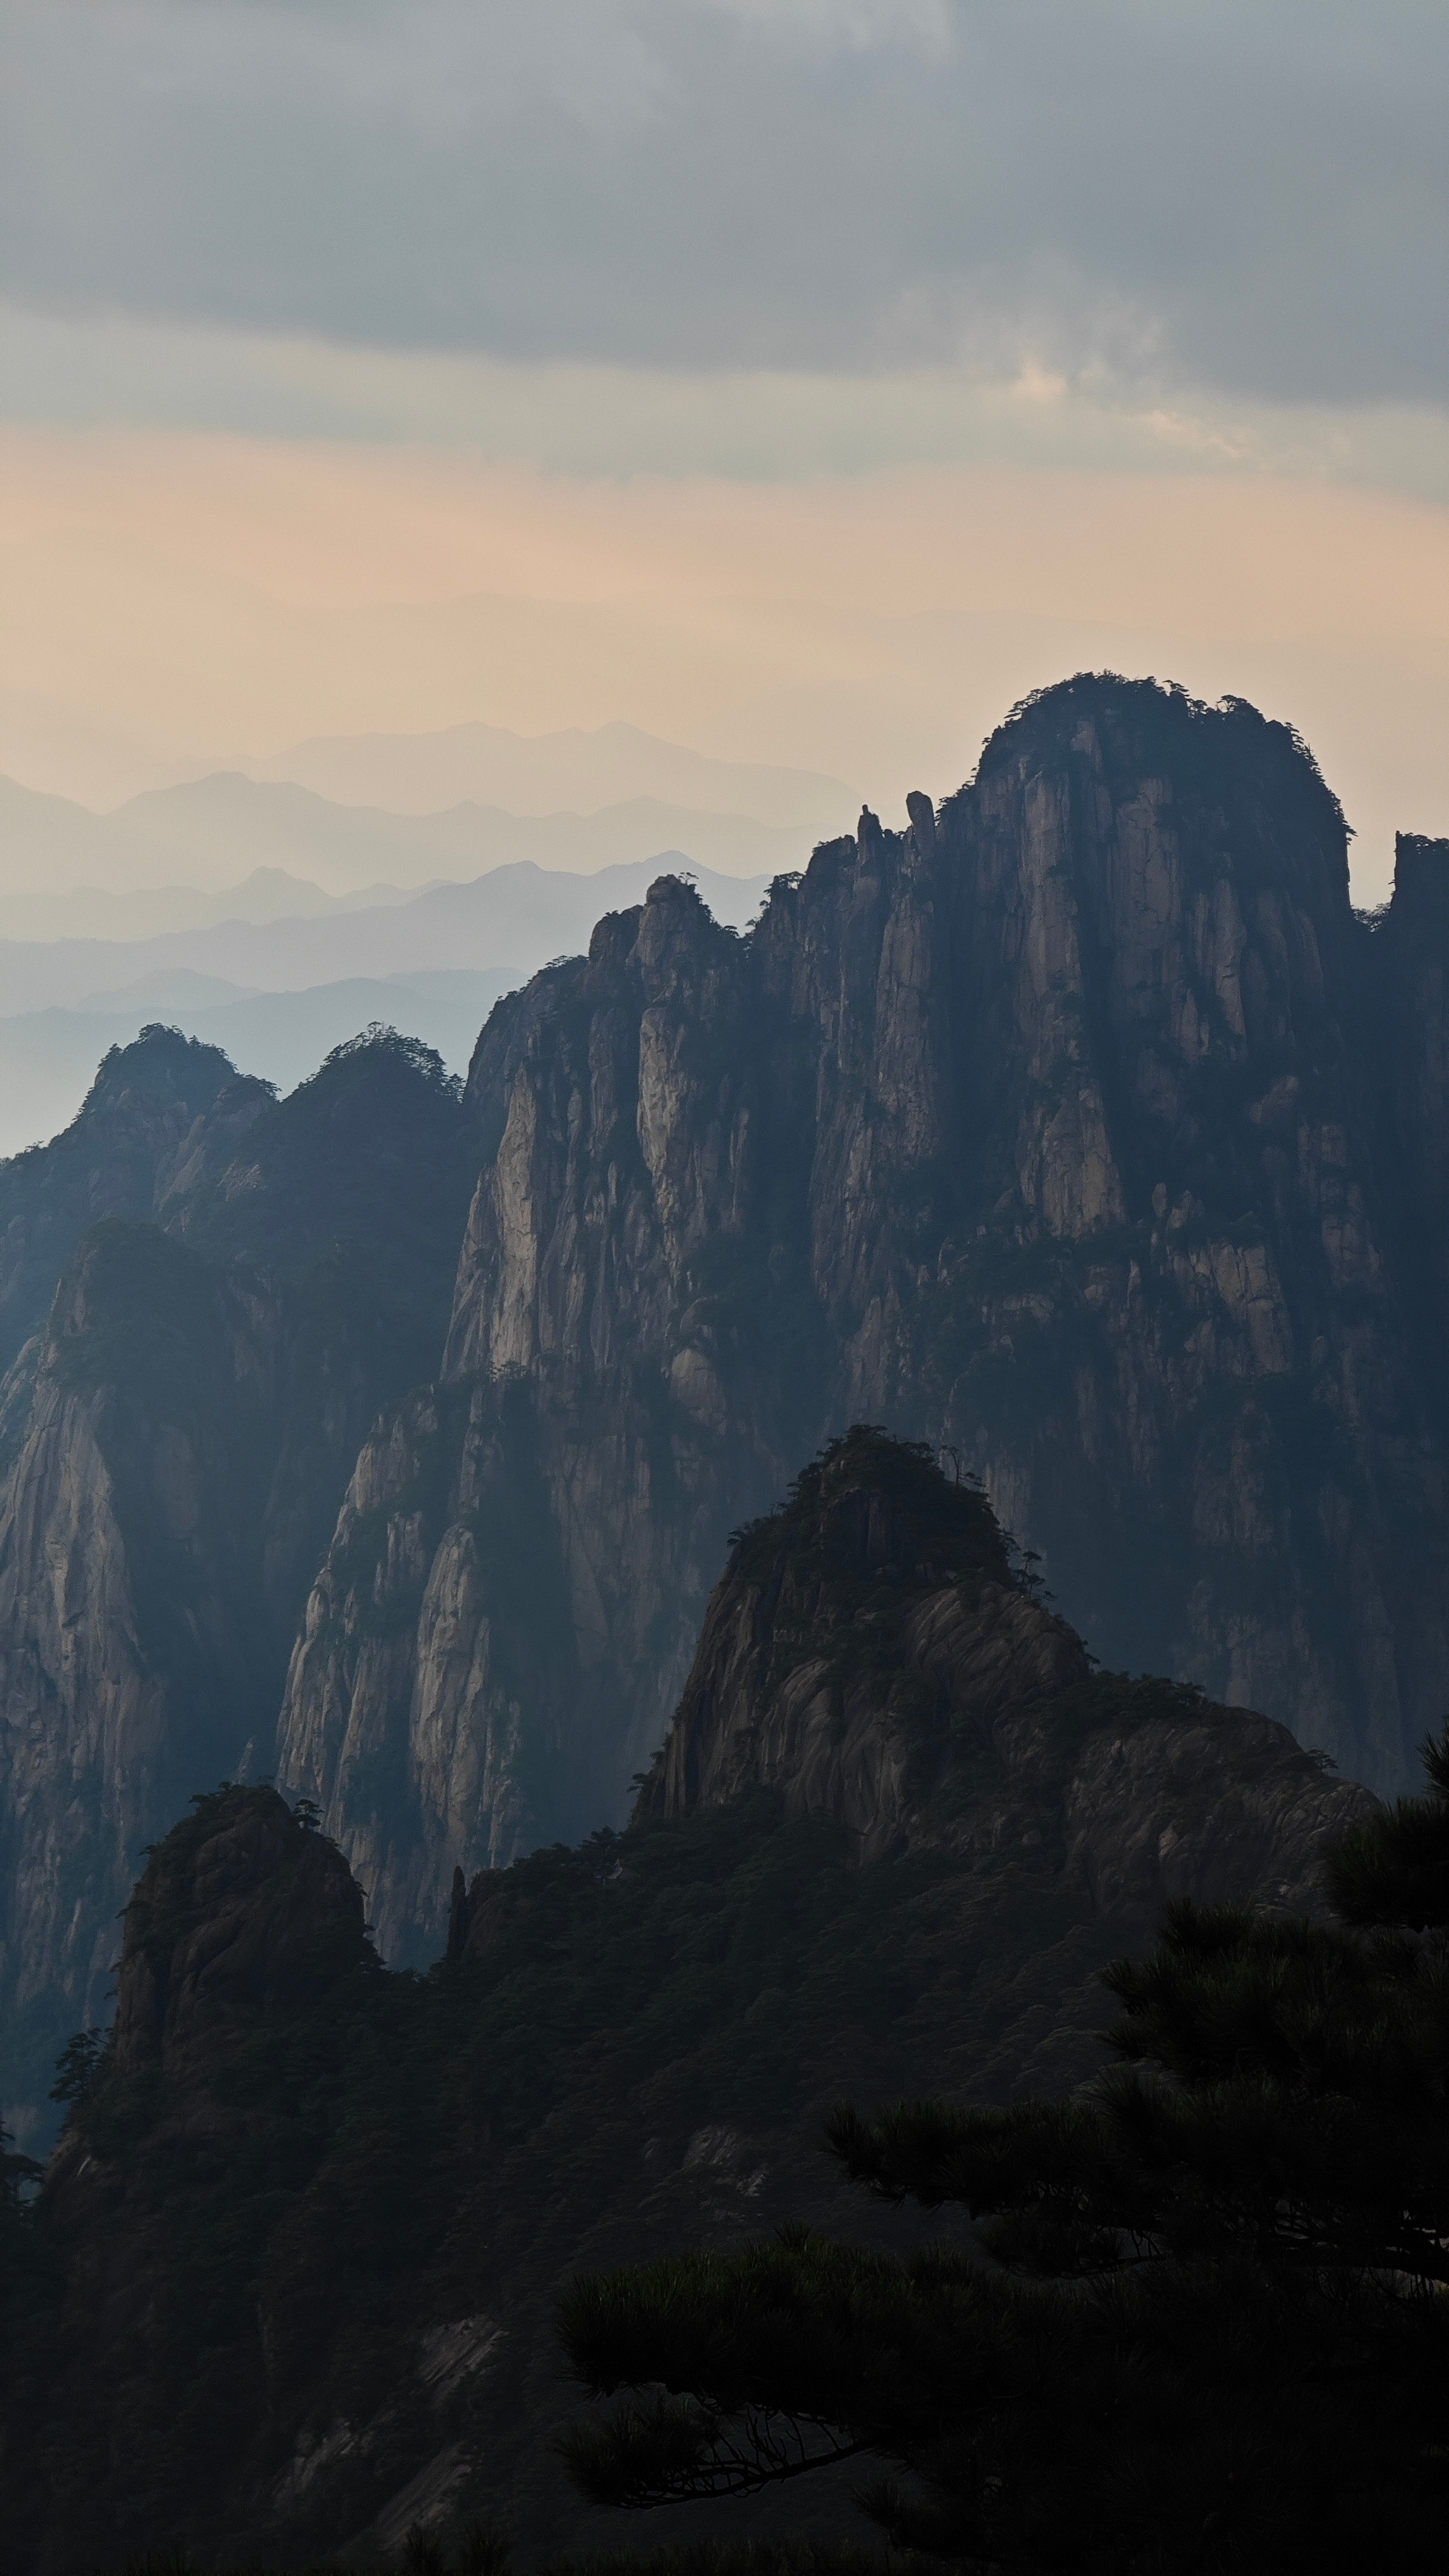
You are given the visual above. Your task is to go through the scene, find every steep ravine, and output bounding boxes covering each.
[277,680,1449,1962]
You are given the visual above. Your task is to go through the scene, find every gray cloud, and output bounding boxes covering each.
[2,1,1445,404]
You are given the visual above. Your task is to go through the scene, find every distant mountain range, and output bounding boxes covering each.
[0,718,837,1148]
[0,770,803,908]
[0,856,769,1013]
[0,865,414,945]
[0,857,768,1153]
[0,970,516,1160]
[0,719,850,925]
[241,715,850,830]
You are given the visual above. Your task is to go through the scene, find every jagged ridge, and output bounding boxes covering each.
[279,679,1448,1963]
[1,677,1446,2104]
[12,1431,1375,2569]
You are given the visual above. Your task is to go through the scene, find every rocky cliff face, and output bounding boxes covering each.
[1368,832,1449,1401]
[279,679,1448,1961]
[0,1224,285,2123]
[0,1028,478,2138]
[279,911,811,1960]
[277,1375,586,1946]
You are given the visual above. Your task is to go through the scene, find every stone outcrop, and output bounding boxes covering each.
[635,1426,1374,1921]
[103,1784,367,2081]
[280,680,1448,1960]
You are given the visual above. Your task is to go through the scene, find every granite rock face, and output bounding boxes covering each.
[1369,832,1449,1365]
[280,680,1448,1959]
[0,1030,477,2135]
[278,902,816,1958]
[637,1426,1374,1922]
[0,1229,279,2085]
[277,1378,584,1951]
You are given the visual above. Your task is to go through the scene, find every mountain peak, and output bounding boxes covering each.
[974,671,1350,875]
[77,1022,241,1126]
[643,1426,1375,1911]
[106,1784,372,2083]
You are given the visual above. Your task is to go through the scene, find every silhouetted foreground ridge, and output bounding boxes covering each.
[564,1709,1449,2573]
[2,1431,1387,2571]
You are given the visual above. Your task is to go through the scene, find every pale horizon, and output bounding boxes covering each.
[2,2,1445,912]
[2,427,1446,905]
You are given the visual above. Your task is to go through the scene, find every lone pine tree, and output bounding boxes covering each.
[559,1727,1449,2573]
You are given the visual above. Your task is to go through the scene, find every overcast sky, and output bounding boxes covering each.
[4,1,1445,411]
[1,2,1445,886]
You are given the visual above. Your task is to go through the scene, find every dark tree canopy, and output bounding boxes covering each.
[559,1728,1449,2573]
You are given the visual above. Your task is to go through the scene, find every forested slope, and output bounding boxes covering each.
[5,1434,1373,2569]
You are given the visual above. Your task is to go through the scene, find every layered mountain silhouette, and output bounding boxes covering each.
[0,675,1445,2158]
[0,855,767,1156]
[9,1430,1375,2567]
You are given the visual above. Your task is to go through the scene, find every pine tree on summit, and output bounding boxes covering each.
[558,1728,1449,2573]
